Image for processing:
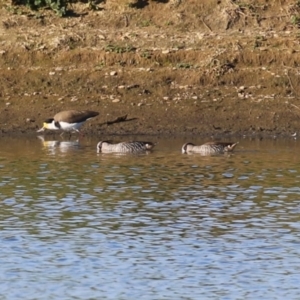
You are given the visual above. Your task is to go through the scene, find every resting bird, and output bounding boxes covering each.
[97,141,155,153]
[182,142,238,155]
[37,110,99,134]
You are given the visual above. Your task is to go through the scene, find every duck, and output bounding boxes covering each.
[97,141,155,153]
[182,142,238,155]
[37,110,99,134]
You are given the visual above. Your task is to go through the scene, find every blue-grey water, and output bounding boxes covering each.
[1,135,300,299]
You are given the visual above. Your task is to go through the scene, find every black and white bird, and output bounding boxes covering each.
[37,110,99,134]
[182,142,238,155]
[97,141,155,153]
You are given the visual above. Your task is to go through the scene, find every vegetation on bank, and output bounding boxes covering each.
[10,0,105,16]
[6,0,300,24]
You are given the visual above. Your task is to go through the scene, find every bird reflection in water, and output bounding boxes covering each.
[37,136,80,155]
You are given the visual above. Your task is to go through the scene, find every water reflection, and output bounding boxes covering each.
[37,135,80,155]
[0,136,300,299]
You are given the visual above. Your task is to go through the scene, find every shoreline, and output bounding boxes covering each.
[1,2,300,138]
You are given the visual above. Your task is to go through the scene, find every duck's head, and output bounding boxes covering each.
[182,142,195,154]
[97,141,109,153]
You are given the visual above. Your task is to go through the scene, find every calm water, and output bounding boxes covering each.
[1,135,300,299]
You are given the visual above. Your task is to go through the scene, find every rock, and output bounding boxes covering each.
[110,71,117,76]
[70,96,78,102]
[98,34,106,40]
[112,99,120,103]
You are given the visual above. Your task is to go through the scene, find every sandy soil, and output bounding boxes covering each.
[1,0,300,138]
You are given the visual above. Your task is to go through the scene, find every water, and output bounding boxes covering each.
[1,135,300,299]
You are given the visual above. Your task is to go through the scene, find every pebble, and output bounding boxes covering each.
[70,96,78,102]
[179,85,190,89]
[112,99,120,103]
[110,71,117,76]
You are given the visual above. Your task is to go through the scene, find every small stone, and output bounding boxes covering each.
[163,96,169,100]
[162,49,170,54]
[49,71,55,76]
[179,85,189,90]
[70,96,78,102]
[26,118,35,123]
[112,99,120,103]
[6,102,10,106]
[110,71,117,76]
[138,103,144,107]
[118,85,125,89]
[192,96,198,100]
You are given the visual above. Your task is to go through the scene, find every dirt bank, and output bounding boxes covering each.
[1,0,300,137]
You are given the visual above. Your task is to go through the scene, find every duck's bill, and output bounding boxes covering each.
[37,127,45,132]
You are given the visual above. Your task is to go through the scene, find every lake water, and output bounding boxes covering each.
[1,135,300,299]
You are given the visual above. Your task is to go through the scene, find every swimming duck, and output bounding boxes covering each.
[97,141,154,153]
[182,142,238,155]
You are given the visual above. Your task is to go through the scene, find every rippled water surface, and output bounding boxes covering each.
[1,136,300,299]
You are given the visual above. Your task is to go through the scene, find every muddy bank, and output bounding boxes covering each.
[1,1,300,137]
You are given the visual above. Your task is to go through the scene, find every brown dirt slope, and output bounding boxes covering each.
[1,0,300,137]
